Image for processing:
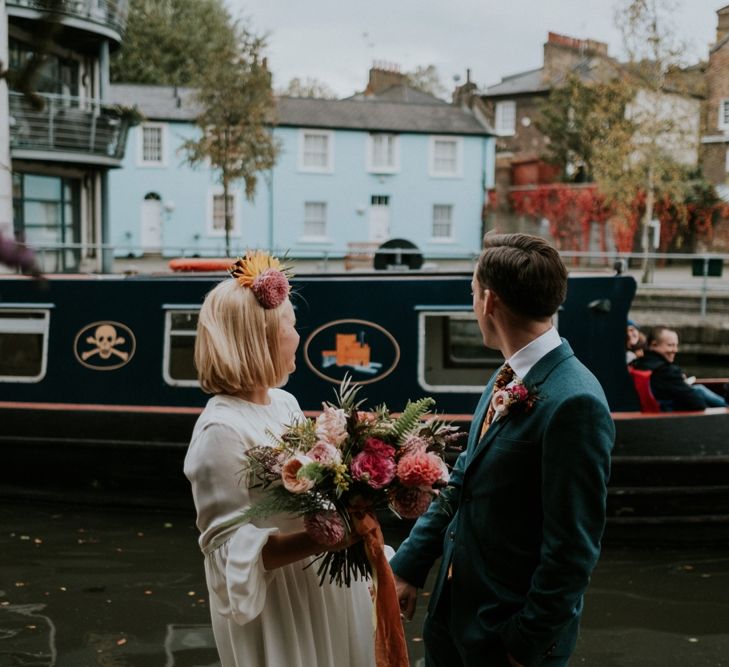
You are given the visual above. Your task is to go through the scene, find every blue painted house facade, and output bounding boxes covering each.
[108,78,495,260]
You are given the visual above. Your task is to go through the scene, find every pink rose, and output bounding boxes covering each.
[306,441,342,466]
[362,437,395,458]
[396,451,444,487]
[351,449,396,489]
[315,406,348,446]
[281,454,315,493]
[509,383,529,402]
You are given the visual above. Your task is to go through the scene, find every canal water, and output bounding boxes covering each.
[1,500,728,667]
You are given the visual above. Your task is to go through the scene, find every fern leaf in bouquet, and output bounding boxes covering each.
[391,397,436,443]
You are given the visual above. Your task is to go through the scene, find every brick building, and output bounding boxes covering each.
[701,5,729,186]
[476,32,621,238]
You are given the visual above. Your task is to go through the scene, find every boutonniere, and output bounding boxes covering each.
[491,379,539,419]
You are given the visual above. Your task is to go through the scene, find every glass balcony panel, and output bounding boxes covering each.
[9,92,131,164]
[7,0,129,41]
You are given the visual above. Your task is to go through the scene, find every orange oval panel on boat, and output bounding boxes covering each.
[303,319,400,385]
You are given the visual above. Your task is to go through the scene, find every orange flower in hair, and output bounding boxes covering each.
[229,251,292,309]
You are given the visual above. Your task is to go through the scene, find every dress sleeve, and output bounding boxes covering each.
[188,421,279,625]
[204,523,278,625]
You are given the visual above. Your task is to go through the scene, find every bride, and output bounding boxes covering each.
[184,252,375,667]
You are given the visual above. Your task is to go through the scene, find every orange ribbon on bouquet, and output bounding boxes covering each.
[351,510,409,667]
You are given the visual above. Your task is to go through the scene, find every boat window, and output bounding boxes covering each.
[0,309,49,382]
[163,310,200,387]
[418,312,501,392]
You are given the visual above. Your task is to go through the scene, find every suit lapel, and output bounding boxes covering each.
[467,340,575,466]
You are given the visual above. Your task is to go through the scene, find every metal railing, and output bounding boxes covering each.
[7,0,129,38]
[9,92,131,163]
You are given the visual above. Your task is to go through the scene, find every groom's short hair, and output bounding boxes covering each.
[476,233,567,320]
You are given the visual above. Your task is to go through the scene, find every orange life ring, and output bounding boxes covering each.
[168,258,233,272]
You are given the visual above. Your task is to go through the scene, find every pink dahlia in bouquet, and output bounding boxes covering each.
[241,377,460,586]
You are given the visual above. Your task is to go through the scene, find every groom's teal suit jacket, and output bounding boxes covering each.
[390,340,614,667]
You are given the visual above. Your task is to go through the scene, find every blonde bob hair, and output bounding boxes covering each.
[195,278,288,395]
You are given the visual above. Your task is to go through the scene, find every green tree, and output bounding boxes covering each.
[182,28,278,256]
[537,74,633,183]
[110,0,237,85]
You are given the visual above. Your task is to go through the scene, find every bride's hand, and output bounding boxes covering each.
[325,531,363,552]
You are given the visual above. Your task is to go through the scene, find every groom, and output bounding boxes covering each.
[391,233,614,667]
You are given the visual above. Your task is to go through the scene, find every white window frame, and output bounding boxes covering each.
[206,187,241,237]
[428,136,463,178]
[162,308,201,388]
[137,122,167,167]
[495,100,517,136]
[0,307,51,383]
[417,309,487,394]
[725,149,729,173]
[301,201,329,241]
[298,129,334,173]
[366,133,400,173]
[431,204,455,241]
[720,99,729,131]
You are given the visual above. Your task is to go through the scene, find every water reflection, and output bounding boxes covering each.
[1,501,728,666]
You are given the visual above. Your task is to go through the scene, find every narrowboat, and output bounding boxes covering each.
[1,268,728,538]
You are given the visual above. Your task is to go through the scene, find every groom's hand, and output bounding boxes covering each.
[393,574,417,621]
[507,653,525,667]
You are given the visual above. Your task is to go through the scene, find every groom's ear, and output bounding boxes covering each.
[483,288,495,315]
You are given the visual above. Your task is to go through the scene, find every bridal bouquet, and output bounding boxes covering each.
[242,377,459,586]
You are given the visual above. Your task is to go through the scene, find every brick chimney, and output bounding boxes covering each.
[716,6,729,44]
[542,32,609,83]
[365,61,406,95]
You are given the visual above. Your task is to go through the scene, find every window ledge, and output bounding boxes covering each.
[298,237,334,244]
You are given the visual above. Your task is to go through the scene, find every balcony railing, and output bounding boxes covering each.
[9,91,131,165]
[7,0,129,40]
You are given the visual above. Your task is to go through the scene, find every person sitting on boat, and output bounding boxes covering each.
[183,251,375,667]
[633,326,727,411]
[625,319,646,364]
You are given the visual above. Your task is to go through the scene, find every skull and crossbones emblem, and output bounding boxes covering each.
[81,324,129,361]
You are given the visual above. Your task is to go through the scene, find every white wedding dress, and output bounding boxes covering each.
[184,390,375,667]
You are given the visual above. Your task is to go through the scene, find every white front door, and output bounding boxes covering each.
[140,197,163,251]
[369,195,390,242]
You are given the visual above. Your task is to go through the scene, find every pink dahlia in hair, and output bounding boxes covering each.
[315,406,348,447]
[390,487,433,519]
[304,510,346,546]
[397,451,444,487]
[251,269,290,309]
[351,438,396,489]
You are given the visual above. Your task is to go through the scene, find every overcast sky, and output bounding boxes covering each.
[225,0,725,97]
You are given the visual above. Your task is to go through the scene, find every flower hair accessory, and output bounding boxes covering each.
[229,250,293,309]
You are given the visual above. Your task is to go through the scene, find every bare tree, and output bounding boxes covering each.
[182,28,278,256]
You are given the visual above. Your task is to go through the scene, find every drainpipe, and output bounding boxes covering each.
[0,1,13,238]
[98,38,112,271]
